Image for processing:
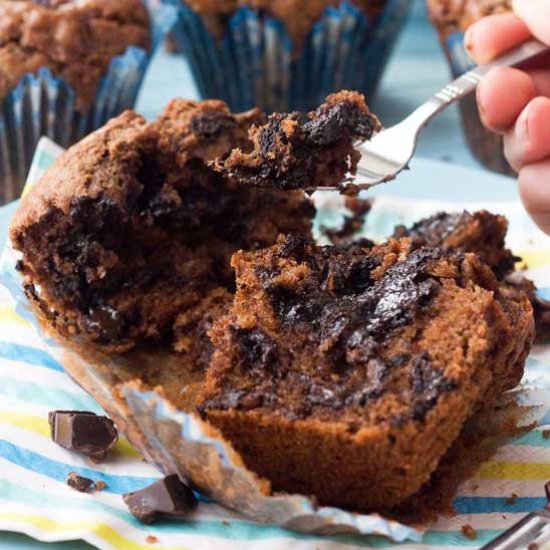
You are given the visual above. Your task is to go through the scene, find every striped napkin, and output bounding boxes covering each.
[0,137,549,550]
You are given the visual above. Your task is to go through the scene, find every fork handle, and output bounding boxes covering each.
[407,38,549,129]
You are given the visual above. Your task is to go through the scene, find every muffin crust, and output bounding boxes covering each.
[185,0,388,47]
[0,0,150,110]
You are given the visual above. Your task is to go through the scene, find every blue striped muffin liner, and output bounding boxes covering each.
[164,0,412,113]
[0,0,176,205]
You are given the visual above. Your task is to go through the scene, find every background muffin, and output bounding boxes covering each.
[427,0,514,175]
[0,0,175,204]
[163,0,412,113]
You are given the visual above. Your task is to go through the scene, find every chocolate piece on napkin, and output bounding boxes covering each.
[48,410,118,461]
[123,475,197,524]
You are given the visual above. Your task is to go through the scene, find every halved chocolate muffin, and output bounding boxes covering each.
[199,235,534,511]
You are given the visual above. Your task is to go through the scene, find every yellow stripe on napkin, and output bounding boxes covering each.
[0,305,30,327]
[516,250,550,270]
[0,513,189,550]
[0,411,49,437]
[477,460,550,480]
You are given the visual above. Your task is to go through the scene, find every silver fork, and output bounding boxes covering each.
[342,38,549,191]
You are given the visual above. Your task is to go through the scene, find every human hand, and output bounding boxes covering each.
[465,0,550,234]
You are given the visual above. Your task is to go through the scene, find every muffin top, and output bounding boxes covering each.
[0,0,151,111]
[185,0,387,48]
[427,0,511,35]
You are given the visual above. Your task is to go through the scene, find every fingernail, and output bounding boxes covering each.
[518,100,533,140]
[476,85,488,124]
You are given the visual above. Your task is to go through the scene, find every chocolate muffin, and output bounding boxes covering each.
[164,0,411,112]
[0,0,151,111]
[427,0,511,36]
[10,93,373,352]
[199,234,534,511]
[0,0,164,205]
[426,0,513,175]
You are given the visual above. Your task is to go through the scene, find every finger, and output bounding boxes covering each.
[518,158,550,235]
[465,13,531,64]
[503,97,550,172]
[513,0,550,45]
[477,67,536,133]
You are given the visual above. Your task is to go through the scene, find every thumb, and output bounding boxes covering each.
[513,0,550,45]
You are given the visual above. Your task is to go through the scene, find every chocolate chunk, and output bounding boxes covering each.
[66,472,95,493]
[276,233,308,260]
[394,212,467,246]
[268,246,442,342]
[461,524,477,540]
[506,492,518,505]
[410,353,457,421]
[233,327,279,375]
[84,305,129,344]
[49,411,118,461]
[123,475,197,524]
[394,210,519,279]
[302,100,379,146]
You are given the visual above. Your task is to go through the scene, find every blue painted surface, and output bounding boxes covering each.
[0,1,516,547]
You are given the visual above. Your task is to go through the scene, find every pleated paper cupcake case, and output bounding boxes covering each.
[0,0,176,205]
[168,0,412,113]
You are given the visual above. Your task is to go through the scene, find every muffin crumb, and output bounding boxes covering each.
[506,492,518,505]
[461,524,477,540]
